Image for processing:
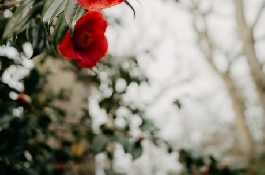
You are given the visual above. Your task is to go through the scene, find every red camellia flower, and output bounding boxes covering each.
[58,11,108,68]
[77,0,124,10]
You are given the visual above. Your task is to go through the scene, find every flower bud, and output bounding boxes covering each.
[55,164,66,173]
[138,133,145,141]
[16,94,32,106]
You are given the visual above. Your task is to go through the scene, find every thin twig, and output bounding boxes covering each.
[252,1,265,29]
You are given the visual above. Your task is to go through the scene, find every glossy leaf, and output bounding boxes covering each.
[53,14,68,49]
[42,0,67,33]
[26,18,46,58]
[64,0,86,36]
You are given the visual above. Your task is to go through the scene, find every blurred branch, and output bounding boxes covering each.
[191,10,222,74]
[223,49,242,73]
[190,5,241,74]
[190,1,254,155]
[147,74,195,107]
[234,0,265,86]
[251,1,265,29]
[233,0,249,29]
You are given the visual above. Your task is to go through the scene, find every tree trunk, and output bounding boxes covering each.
[222,72,254,156]
[35,54,96,175]
[233,0,265,135]
[206,56,254,156]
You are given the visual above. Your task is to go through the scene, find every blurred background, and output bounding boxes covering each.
[1,0,265,174]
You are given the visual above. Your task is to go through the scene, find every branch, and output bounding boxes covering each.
[190,5,230,75]
[251,1,265,29]
[221,48,242,73]
[234,0,265,86]
[147,75,195,107]
[233,0,249,30]
[192,16,217,70]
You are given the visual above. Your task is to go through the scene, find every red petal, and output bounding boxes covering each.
[75,11,107,36]
[75,37,108,68]
[77,0,124,10]
[58,31,75,59]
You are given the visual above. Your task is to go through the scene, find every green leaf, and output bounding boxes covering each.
[53,14,68,49]
[130,141,142,160]
[0,21,7,44]
[173,99,182,109]
[41,0,52,17]
[92,134,108,154]
[2,0,39,39]
[22,167,38,175]
[64,0,86,36]
[0,115,11,129]
[24,68,41,95]
[167,145,173,154]
[140,119,157,132]
[26,18,46,58]
[104,169,112,175]
[111,132,130,153]
[42,0,67,33]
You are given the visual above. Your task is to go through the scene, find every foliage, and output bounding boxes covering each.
[0,57,72,174]
[2,0,264,174]
[178,149,265,175]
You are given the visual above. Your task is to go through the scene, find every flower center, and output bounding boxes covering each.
[72,31,92,49]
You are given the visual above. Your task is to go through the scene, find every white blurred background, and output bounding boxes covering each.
[89,0,265,174]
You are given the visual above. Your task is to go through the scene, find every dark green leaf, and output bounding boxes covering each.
[92,134,108,154]
[54,150,71,163]
[130,141,142,160]
[0,21,7,44]
[37,143,53,152]
[24,68,41,95]
[22,167,38,175]
[173,99,182,109]
[0,115,11,129]
[168,145,173,154]
[104,169,112,175]
[27,18,47,58]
